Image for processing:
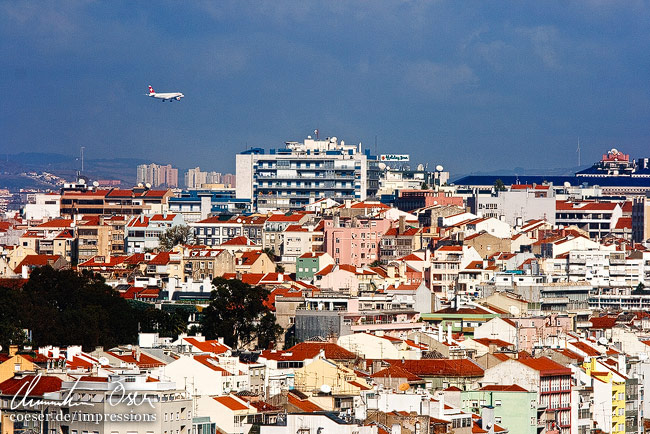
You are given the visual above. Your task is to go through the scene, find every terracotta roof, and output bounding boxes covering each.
[267,214,304,222]
[556,200,618,211]
[214,395,249,411]
[261,342,355,362]
[570,341,601,357]
[183,337,230,355]
[479,384,528,392]
[386,359,484,377]
[14,255,63,273]
[35,219,73,228]
[589,315,618,329]
[222,236,257,246]
[193,355,233,374]
[614,217,632,230]
[517,357,572,376]
[370,365,422,382]
[287,391,324,412]
[0,375,62,396]
[148,252,171,266]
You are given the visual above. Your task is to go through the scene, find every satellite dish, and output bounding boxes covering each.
[563,182,571,188]
[398,382,410,392]
[98,357,109,366]
[93,181,99,187]
[598,337,608,346]
[509,306,520,316]
[378,163,386,170]
[145,183,152,189]
[436,165,444,172]
[78,179,86,185]
[320,384,332,394]
[417,164,424,171]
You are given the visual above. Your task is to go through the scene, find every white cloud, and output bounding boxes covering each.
[516,25,561,68]
[403,61,478,99]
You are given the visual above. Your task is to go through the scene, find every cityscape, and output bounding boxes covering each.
[2,2,650,434]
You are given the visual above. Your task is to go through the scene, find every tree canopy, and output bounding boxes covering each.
[200,277,282,349]
[0,266,188,350]
[159,225,194,250]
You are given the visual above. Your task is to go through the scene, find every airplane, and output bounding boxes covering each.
[147,85,184,102]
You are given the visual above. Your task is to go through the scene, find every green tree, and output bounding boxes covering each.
[200,277,282,349]
[493,178,507,191]
[21,267,139,350]
[159,225,194,250]
[421,182,429,190]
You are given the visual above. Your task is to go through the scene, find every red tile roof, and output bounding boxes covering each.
[35,219,73,228]
[222,236,257,246]
[267,214,304,222]
[371,365,422,382]
[183,337,230,355]
[214,395,249,411]
[261,342,355,362]
[14,255,63,273]
[479,384,528,392]
[386,359,484,377]
[0,375,63,396]
[589,315,618,329]
[287,392,324,412]
[148,251,172,265]
[570,341,601,357]
[517,357,572,376]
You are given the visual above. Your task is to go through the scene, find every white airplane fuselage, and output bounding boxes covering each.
[147,85,184,101]
[149,92,184,101]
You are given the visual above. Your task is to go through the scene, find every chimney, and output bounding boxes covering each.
[391,425,402,434]
[135,346,141,362]
[21,265,29,279]
[447,323,452,344]
[481,405,495,434]
[399,216,406,235]
[9,345,18,357]
[438,326,443,342]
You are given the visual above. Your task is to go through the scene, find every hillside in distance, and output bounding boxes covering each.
[1,153,163,190]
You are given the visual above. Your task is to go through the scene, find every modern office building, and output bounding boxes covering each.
[236,136,371,211]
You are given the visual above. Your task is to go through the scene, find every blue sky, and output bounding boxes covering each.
[1,1,649,175]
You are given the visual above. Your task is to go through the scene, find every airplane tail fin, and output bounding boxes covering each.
[148,85,155,95]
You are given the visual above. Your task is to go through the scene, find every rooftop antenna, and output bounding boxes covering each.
[80,146,85,172]
[374,135,378,155]
[576,138,581,167]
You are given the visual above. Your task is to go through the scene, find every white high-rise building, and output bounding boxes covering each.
[236,135,370,210]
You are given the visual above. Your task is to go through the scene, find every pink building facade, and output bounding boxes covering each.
[324,216,392,267]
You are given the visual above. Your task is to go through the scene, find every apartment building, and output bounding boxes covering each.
[555,200,623,240]
[125,213,186,253]
[236,136,370,211]
[137,163,179,187]
[60,187,172,218]
[76,215,127,261]
[323,216,392,267]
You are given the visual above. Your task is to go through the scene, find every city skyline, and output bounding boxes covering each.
[2,2,650,176]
